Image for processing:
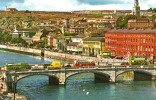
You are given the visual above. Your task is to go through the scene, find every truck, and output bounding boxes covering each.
[47,62,61,68]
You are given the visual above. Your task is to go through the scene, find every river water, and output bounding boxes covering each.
[0,50,156,100]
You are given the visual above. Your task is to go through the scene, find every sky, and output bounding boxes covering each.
[0,0,155,11]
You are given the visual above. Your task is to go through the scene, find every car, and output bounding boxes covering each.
[121,62,130,66]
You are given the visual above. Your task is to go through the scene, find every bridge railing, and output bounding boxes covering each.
[6,65,156,74]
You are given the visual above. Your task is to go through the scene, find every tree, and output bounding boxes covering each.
[10,38,23,44]
[25,10,31,13]
[64,31,70,36]
[4,33,12,42]
[152,14,156,18]
[116,16,123,28]
[153,8,156,13]
[54,29,62,34]
[21,40,28,47]
[116,15,136,28]
[147,8,153,12]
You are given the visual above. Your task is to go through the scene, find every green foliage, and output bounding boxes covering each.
[116,15,136,28]
[21,40,28,47]
[54,29,62,34]
[25,10,31,13]
[29,32,36,38]
[147,8,156,13]
[152,14,156,18]
[147,8,153,12]
[47,45,54,49]
[153,8,156,13]
[10,38,23,43]
[3,32,12,42]
[64,31,78,36]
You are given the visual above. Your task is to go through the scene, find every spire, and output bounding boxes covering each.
[133,0,140,17]
[134,0,139,7]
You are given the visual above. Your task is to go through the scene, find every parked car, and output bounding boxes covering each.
[121,62,130,66]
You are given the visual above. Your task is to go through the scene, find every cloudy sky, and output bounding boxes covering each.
[0,0,155,11]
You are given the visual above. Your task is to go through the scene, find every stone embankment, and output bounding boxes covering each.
[0,45,128,65]
[0,72,7,95]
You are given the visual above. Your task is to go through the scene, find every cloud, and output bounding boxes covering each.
[0,0,155,11]
[77,0,129,5]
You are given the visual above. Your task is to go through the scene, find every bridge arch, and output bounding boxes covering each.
[133,70,153,81]
[16,74,60,86]
[65,71,111,84]
[116,70,153,81]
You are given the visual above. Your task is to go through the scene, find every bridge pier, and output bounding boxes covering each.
[108,71,116,83]
[59,69,66,85]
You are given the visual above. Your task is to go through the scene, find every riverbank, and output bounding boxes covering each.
[0,44,127,66]
[8,93,27,100]
[0,71,27,100]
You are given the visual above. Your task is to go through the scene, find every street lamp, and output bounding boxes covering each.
[12,71,16,100]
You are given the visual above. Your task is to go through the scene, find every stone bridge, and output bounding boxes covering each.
[5,66,156,93]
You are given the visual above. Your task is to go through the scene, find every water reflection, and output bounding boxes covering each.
[16,74,156,100]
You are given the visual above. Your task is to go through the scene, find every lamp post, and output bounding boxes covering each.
[12,70,16,100]
[113,59,116,83]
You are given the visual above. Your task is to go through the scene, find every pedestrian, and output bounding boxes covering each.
[106,61,108,65]
[98,62,99,65]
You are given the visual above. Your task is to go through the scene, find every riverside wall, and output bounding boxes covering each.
[0,45,126,65]
[0,45,41,56]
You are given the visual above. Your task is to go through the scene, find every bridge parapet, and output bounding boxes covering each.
[5,66,156,93]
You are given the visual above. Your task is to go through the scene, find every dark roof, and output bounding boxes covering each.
[72,35,84,38]
[83,37,105,42]
[136,18,148,22]
[67,42,79,46]
[17,29,37,32]
[90,33,105,37]
[107,29,156,34]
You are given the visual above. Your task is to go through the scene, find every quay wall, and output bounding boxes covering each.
[0,45,126,65]
[0,45,41,56]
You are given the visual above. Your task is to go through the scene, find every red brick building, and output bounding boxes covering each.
[105,29,156,61]
[47,34,60,46]
[128,18,154,29]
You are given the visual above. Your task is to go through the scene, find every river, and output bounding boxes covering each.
[0,50,156,100]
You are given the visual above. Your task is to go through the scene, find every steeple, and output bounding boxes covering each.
[133,0,140,17]
[134,0,139,7]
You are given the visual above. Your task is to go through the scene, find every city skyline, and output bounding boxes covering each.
[0,0,155,11]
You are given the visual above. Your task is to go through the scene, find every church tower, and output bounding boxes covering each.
[133,0,140,17]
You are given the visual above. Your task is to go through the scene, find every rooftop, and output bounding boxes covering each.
[107,29,156,34]
[83,37,105,42]
[67,42,79,46]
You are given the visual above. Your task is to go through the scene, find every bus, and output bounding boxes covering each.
[73,60,95,67]
[6,62,28,70]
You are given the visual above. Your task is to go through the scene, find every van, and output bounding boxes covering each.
[47,62,61,67]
